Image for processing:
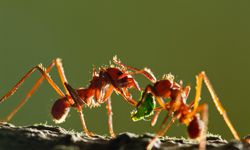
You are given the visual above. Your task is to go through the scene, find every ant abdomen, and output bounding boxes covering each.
[51,97,71,124]
[187,115,204,139]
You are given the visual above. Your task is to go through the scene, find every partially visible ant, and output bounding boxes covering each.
[113,59,241,150]
[0,56,153,137]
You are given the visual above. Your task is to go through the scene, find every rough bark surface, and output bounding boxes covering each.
[0,122,249,150]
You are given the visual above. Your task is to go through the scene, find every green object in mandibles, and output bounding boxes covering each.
[131,92,156,121]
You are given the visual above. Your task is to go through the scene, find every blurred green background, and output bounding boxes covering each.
[0,1,249,140]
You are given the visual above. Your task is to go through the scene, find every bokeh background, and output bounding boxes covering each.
[0,1,249,140]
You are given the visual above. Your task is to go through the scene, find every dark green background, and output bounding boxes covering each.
[0,1,249,140]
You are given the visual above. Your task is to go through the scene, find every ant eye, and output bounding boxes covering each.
[51,98,71,124]
[131,93,155,121]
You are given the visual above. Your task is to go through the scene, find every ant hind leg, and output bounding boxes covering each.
[189,71,240,140]
[0,60,65,122]
[146,114,180,150]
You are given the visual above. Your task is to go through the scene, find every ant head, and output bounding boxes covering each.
[187,115,204,139]
[51,98,71,123]
[131,92,156,121]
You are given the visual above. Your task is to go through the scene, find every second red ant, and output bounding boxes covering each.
[113,58,241,150]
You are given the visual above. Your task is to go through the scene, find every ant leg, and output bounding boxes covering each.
[186,103,208,150]
[77,106,94,137]
[54,58,70,96]
[121,89,138,106]
[159,110,172,130]
[139,85,166,109]
[155,97,167,110]
[183,85,191,100]
[64,84,94,137]
[151,108,162,126]
[158,113,181,136]
[189,71,240,140]
[114,87,138,106]
[113,56,157,83]
[1,63,54,122]
[99,85,116,137]
[119,69,157,83]
[120,77,141,91]
[147,113,181,150]
[0,63,64,103]
[0,62,65,122]
[151,103,171,127]
[197,103,208,150]
[106,97,115,138]
[101,85,114,103]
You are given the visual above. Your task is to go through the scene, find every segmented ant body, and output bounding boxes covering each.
[113,59,240,150]
[0,57,142,137]
[0,56,244,150]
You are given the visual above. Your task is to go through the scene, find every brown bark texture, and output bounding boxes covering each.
[0,122,249,150]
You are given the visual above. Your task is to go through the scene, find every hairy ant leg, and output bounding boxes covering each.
[147,113,181,150]
[0,59,67,122]
[113,56,157,83]
[113,86,138,106]
[99,85,116,137]
[54,58,71,96]
[154,91,182,137]
[195,104,208,150]
[64,83,94,137]
[101,85,114,103]
[153,85,191,128]
[78,107,93,137]
[151,85,191,127]
[151,110,161,126]
[150,107,163,126]
[106,97,115,137]
[189,71,240,140]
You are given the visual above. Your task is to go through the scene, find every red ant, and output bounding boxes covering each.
[113,59,241,150]
[0,56,153,137]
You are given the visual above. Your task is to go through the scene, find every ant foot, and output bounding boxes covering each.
[0,119,8,124]
[110,132,116,138]
[85,131,96,138]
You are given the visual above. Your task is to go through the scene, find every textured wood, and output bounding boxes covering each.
[0,122,249,150]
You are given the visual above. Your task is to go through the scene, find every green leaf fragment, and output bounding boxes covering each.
[131,93,156,121]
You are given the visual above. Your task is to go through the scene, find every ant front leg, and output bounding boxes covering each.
[0,59,67,122]
[150,103,170,127]
[150,107,163,126]
[106,97,115,138]
[189,71,240,140]
[113,56,157,83]
[114,87,138,107]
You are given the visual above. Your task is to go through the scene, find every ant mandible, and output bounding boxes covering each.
[0,56,152,137]
[113,60,241,150]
